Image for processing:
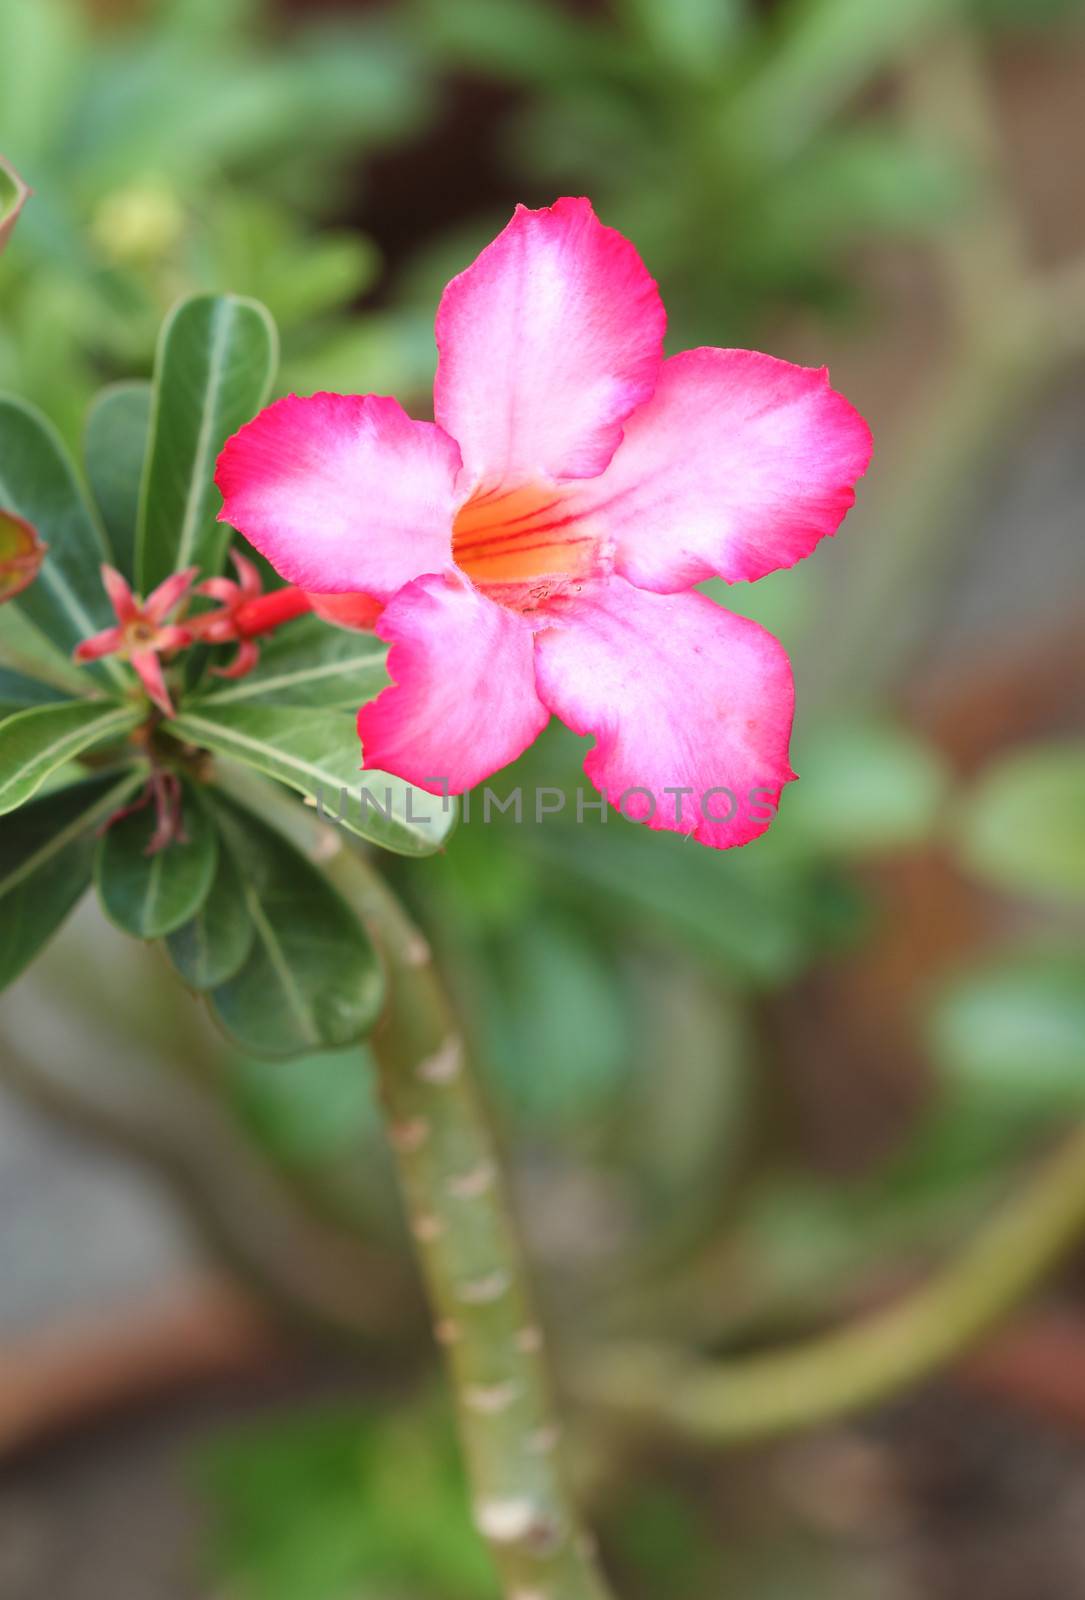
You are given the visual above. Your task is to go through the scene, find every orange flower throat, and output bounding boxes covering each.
[452,482,596,593]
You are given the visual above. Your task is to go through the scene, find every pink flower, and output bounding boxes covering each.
[75,565,196,717]
[215,198,872,848]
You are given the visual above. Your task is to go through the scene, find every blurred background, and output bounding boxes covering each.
[2,0,1085,1595]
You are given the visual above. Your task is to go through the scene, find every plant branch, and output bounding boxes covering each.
[580,1124,1085,1446]
[324,839,614,1598]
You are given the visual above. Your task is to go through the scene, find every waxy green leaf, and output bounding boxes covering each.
[195,613,389,709]
[0,666,69,717]
[207,795,384,1056]
[165,702,456,857]
[0,603,95,698]
[0,770,142,990]
[84,382,152,582]
[165,826,254,990]
[0,156,29,253]
[0,396,125,684]
[136,294,277,593]
[95,777,217,938]
[0,699,143,814]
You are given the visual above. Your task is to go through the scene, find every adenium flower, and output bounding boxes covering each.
[216,198,872,848]
[75,564,196,717]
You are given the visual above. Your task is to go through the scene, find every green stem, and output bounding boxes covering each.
[584,1125,1085,1445]
[335,848,614,1599]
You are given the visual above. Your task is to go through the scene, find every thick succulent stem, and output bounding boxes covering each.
[342,849,614,1599]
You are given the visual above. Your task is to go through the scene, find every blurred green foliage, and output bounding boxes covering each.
[0,0,433,438]
[953,741,1085,903]
[196,1394,498,1600]
[413,0,980,342]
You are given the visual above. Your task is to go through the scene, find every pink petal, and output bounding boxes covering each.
[154,624,193,654]
[101,564,138,624]
[145,565,198,623]
[74,625,124,662]
[230,549,263,597]
[213,638,260,679]
[434,197,665,488]
[306,590,384,631]
[131,650,175,717]
[533,577,796,850]
[193,613,238,643]
[358,573,549,794]
[568,349,872,591]
[214,392,462,600]
[197,576,241,603]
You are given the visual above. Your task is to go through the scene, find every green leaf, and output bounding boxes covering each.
[225,1044,382,1171]
[165,826,254,989]
[136,294,277,593]
[0,155,29,253]
[928,951,1085,1116]
[0,603,95,698]
[955,742,1085,902]
[95,777,217,939]
[83,382,152,582]
[515,816,812,983]
[0,700,143,814]
[480,912,632,1129]
[195,613,389,709]
[0,396,125,684]
[207,795,384,1056]
[165,702,456,857]
[0,666,70,717]
[0,770,142,990]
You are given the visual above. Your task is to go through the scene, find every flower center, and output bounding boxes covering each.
[125,620,158,649]
[452,483,596,603]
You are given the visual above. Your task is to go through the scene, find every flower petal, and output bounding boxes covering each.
[215,392,462,600]
[144,565,198,623]
[358,573,549,794]
[214,638,261,679]
[305,590,384,631]
[197,576,241,604]
[101,564,138,624]
[533,577,796,849]
[74,625,124,662]
[131,650,175,717]
[434,197,665,488]
[154,625,192,654]
[569,349,872,590]
[230,549,263,597]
